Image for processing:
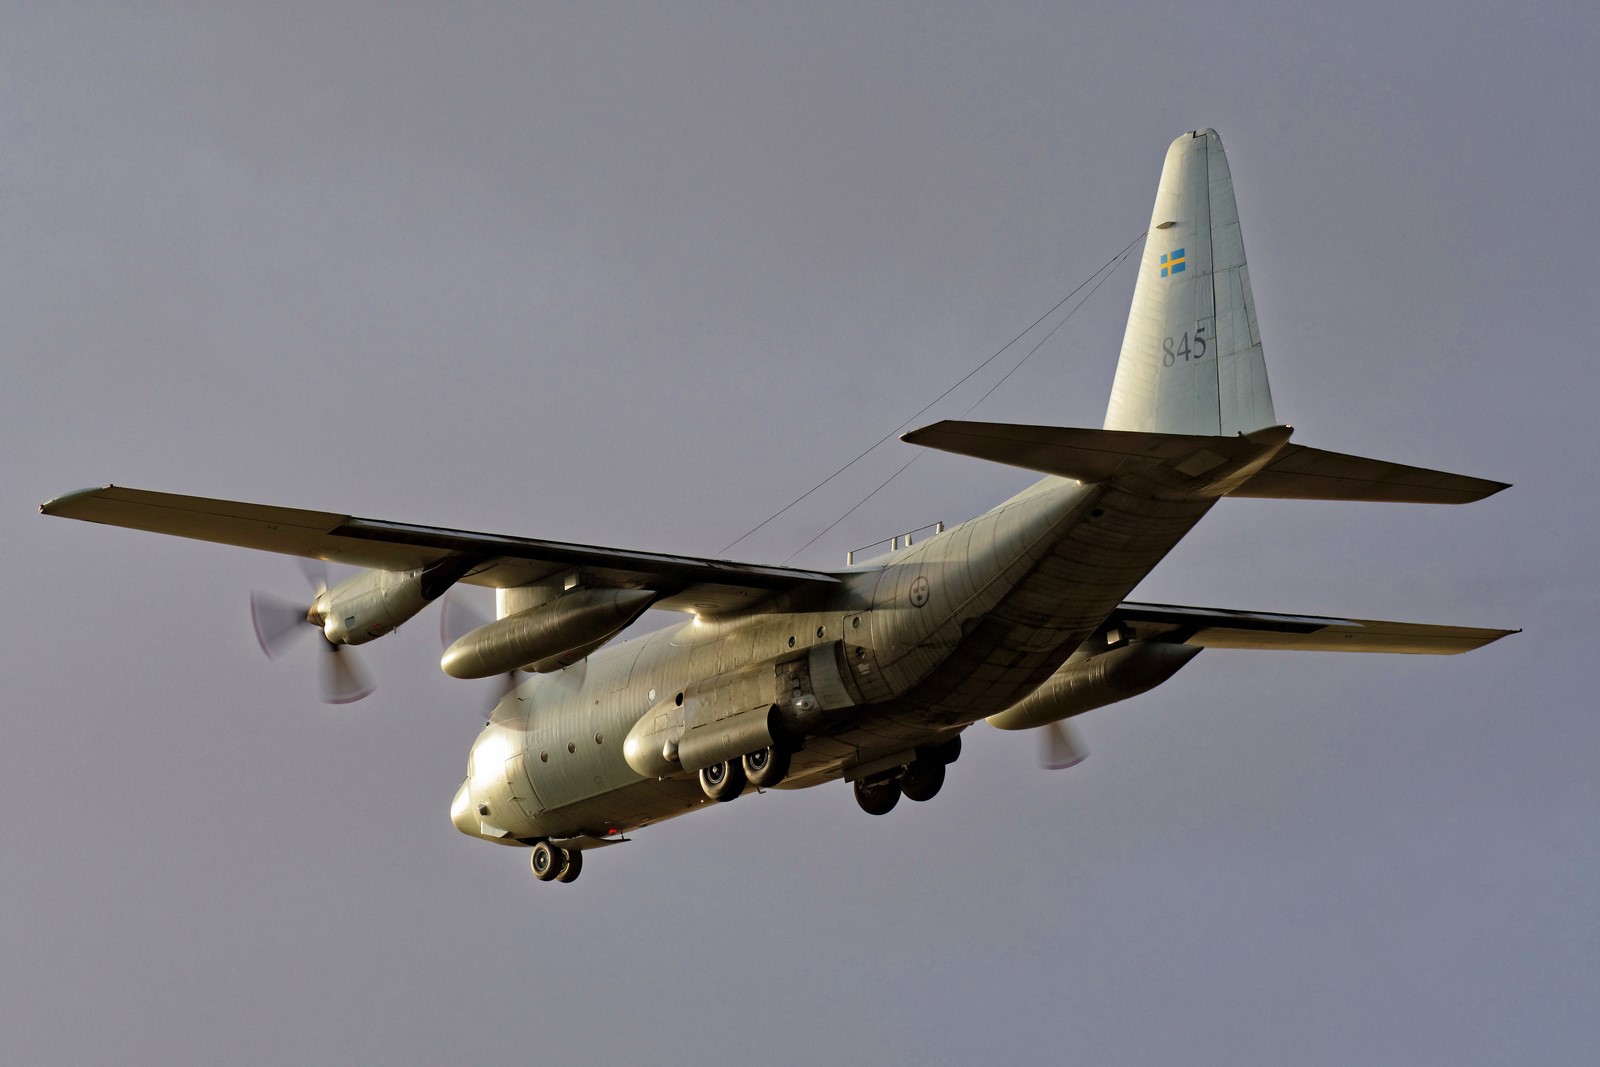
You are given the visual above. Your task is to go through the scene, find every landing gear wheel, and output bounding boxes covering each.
[853,777,901,815]
[530,840,563,881]
[555,848,583,883]
[699,758,747,802]
[743,745,791,789]
[900,760,945,802]
[922,735,962,767]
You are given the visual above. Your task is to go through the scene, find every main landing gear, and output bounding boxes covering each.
[529,840,583,883]
[698,745,792,802]
[853,776,901,815]
[851,736,961,816]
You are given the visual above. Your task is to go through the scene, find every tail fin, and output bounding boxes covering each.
[904,130,1509,507]
[1104,130,1275,437]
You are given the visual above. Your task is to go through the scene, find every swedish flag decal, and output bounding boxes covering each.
[1160,248,1186,277]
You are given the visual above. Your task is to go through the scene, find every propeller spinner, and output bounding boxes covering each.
[249,561,374,704]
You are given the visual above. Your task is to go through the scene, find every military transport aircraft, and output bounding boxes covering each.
[42,130,1513,885]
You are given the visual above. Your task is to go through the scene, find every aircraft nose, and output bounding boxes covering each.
[450,779,477,836]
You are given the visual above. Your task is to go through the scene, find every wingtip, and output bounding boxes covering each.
[39,485,116,516]
[900,422,945,445]
[1449,627,1520,653]
[1449,479,1512,505]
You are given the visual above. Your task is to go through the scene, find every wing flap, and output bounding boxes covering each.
[1112,601,1517,654]
[40,486,839,615]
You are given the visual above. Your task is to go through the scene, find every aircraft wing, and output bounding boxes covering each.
[1110,601,1517,654]
[39,485,839,615]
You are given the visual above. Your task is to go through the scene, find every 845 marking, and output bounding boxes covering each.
[1162,324,1208,366]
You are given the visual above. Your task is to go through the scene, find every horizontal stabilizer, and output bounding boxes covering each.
[1112,601,1517,654]
[901,421,1508,504]
[902,420,1271,483]
[1227,444,1508,504]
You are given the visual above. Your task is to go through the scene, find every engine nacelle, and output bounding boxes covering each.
[440,587,656,679]
[985,640,1202,731]
[315,557,474,646]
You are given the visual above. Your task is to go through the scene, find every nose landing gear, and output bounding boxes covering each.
[529,840,583,884]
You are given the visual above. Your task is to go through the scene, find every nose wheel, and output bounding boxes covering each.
[529,840,583,883]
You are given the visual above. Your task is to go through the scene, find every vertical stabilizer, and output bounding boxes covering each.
[1104,130,1274,436]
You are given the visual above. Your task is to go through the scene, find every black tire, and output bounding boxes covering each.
[743,745,791,789]
[900,760,946,802]
[853,777,901,815]
[530,840,562,881]
[922,735,962,766]
[699,758,747,802]
[555,848,583,883]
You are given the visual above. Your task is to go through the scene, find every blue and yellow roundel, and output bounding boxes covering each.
[1160,248,1186,277]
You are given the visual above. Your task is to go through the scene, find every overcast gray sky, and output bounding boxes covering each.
[5,2,1596,1063]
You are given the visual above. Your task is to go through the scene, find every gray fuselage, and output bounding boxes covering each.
[456,472,1215,844]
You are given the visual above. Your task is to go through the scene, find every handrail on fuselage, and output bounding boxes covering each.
[846,521,945,566]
